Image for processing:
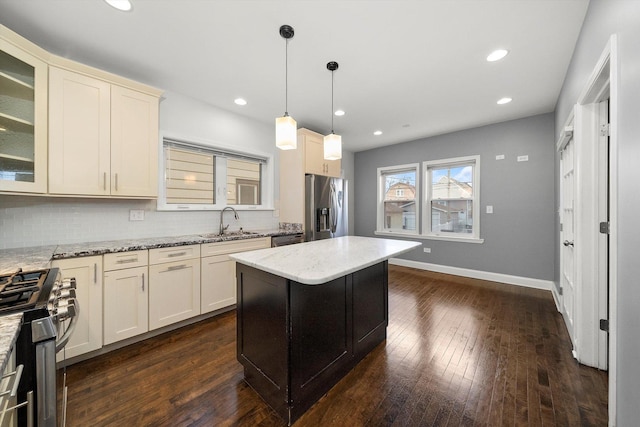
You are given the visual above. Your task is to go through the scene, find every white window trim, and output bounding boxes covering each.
[157,133,275,211]
[376,163,420,235]
[422,155,483,243]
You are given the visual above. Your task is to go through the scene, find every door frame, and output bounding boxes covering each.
[556,34,617,425]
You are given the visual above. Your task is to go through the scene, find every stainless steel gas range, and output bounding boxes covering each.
[0,268,78,427]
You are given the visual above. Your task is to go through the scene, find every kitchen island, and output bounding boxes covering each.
[230,236,420,425]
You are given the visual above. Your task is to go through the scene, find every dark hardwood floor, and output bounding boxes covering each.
[58,266,608,426]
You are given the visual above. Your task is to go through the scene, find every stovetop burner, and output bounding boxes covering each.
[0,268,51,313]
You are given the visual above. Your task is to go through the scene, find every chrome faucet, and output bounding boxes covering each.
[219,206,239,235]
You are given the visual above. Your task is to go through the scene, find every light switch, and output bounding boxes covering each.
[486,205,493,214]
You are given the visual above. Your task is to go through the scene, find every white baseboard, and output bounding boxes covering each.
[389,258,553,291]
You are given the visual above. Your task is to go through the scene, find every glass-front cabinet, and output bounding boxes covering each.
[0,34,47,193]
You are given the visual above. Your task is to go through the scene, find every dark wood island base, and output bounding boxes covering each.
[236,261,389,425]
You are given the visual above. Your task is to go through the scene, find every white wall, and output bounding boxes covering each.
[0,91,280,249]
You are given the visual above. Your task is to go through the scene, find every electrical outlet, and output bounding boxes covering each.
[496,154,505,160]
[423,247,431,253]
[486,205,493,214]
[129,209,145,221]
[517,155,529,162]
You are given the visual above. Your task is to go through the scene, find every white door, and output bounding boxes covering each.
[560,135,577,348]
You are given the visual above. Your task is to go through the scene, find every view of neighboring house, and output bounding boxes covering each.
[384,182,416,230]
[431,176,473,234]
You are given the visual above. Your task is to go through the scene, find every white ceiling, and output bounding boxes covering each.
[0,0,589,152]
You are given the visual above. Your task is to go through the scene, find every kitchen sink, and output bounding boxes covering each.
[200,231,260,238]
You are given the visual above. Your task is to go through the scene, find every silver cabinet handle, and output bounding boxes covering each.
[166,264,187,272]
[94,263,97,283]
[116,258,137,264]
[167,251,187,258]
[115,173,118,191]
[142,273,145,291]
[103,172,107,191]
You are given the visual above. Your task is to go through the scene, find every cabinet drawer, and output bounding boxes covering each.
[104,250,148,271]
[149,245,200,265]
[201,237,271,257]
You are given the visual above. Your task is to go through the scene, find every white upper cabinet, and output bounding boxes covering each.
[48,67,111,195]
[0,23,162,198]
[0,26,48,194]
[110,85,158,197]
[48,66,160,197]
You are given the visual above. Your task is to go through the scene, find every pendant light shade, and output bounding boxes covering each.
[276,25,297,150]
[323,133,342,160]
[276,114,297,150]
[324,61,342,160]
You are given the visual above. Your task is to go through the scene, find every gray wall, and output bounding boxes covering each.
[354,113,555,281]
[554,1,640,424]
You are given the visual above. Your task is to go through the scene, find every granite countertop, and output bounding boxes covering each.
[0,229,301,275]
[229,236,421,285]
[0,313,23,373]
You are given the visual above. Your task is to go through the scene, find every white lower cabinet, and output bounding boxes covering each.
[200,237,271,313]
[52,256,103,361]
[148,245,201,330]
[103,250,148,345]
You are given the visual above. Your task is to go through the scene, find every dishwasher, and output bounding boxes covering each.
[271,234,304,247]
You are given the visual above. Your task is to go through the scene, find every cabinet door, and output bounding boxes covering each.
[303,133,326,176]
[0,36,48,194]
[52,256,103,361]
[104,266,148,345]
[148,258,200,330]
[325,157,341,178]
[111,85,159,197]
[201,254,235,313]
[303,131,341,178]
[49,67,110,195]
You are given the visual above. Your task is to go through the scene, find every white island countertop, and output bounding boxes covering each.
[229,236,421,285]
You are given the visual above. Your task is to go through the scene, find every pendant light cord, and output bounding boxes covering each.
[285,38,289,117]
[331,69,334,133]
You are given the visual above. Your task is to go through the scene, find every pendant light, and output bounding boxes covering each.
[324,61,342,160]
[275,25,297,150]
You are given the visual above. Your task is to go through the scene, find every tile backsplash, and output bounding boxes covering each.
[0,196,278,249]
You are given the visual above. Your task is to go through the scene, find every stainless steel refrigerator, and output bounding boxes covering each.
[305,174,347,241]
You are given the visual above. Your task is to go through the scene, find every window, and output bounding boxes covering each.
[158,137,272,211]
[376,164,419,234]
[423,155,480,240]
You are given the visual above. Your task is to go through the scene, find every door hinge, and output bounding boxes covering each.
[599,319,609,332]
[600,123,610,137]
[599,221,610,234]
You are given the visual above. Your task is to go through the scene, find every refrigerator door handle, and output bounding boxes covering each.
[330,181,338,233]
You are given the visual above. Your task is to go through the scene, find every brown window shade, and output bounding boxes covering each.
[165,146,215,204]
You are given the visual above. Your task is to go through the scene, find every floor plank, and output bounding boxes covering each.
[58,266,608,426]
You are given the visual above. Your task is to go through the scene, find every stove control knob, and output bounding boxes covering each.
[59,289,76,299]
[60,278,77,290]
[55,302,76,321]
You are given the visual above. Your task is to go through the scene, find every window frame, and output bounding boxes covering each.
[157,134,274,211]
[375,163,420,236]
[422,155,482,243]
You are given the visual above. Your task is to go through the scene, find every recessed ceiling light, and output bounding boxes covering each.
[234,98,247,106]
[373,130,382,136]
[334,110,345,116]
[487,49,509,62]
[104,0,132,11]
[497,97,512,105]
